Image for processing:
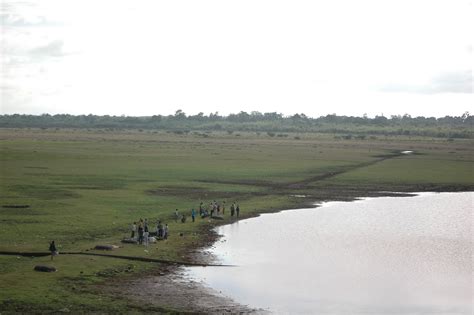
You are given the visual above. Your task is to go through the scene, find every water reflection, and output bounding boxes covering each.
[185,192,473,314]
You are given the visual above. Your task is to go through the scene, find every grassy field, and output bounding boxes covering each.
[1,128,473,313]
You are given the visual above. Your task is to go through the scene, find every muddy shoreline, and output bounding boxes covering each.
[103,186,473,313]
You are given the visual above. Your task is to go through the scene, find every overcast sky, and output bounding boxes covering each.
[1,0,472,118]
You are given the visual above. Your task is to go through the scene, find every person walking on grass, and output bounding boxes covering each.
[230,202,235,217]
[163,224,169,239]
[49,241,57,261]
[174,209,179,223]
[191,209,196,222]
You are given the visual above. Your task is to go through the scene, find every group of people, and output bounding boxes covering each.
[130,218,169,245]
[197,200,240,218]
[173,200,241,223]
[48,201,244,258]
[129,201,241,246]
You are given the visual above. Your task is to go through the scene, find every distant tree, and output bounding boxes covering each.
[373,115,388,125]
[151,115,162,122]
[236,111,250,122]
[209,112,221,121]
[263,112,283,121]
[174,109,186,119]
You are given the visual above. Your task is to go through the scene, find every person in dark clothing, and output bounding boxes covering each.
[49,241,57,261]
[157,221,163,238]
[230,203,235,217]
[199,202,204,216]
[138,221,144,244]
[236,204,240,217]
[191,209,196,222]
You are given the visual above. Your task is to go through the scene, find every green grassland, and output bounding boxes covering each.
[1,128,473,313]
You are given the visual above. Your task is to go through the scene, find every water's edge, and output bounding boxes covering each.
[184,191,472,314]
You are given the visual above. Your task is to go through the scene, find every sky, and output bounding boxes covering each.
[1,0,472,118]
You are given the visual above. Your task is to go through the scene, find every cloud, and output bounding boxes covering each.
[1,13,42,26]
[28,39,67,58]
[3,39,75,68]
[0,0,62,27]
[379,70,473,94]
[431,71,473,93]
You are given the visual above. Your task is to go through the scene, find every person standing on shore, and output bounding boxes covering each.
[199,202,204,216]
[143,230,149,247]
[156,220,161,237]
[222,201,226,215]
[144,218,149,233]
[130,222,137,239]
[138,221,144,244]
[236,204,240,217]
[230,203,235,217]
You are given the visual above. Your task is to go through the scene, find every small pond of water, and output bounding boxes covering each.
[185,192,473,314]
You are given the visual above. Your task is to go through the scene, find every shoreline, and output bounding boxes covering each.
[106,187,472,313]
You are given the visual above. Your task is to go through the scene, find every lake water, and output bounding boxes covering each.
[185,192,473,314]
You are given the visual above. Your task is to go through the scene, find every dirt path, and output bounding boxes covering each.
[0,251,234,267]
[197,151,408,191]
[287,151,406,189]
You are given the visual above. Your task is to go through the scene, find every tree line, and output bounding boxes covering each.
[0,111,472,139]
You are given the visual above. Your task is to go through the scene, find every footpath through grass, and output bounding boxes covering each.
[1,128,473,313]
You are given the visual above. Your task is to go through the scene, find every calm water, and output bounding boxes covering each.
[185,192,473,314]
